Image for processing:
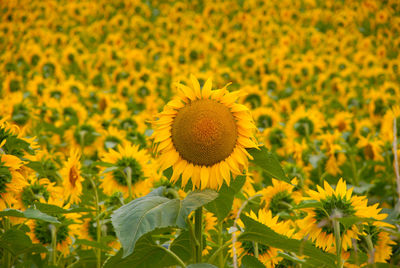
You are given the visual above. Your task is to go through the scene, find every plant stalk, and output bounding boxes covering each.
[194,207,203,263]
[333,219,343,268]
[89,177,102,268]
[50,224,57,266]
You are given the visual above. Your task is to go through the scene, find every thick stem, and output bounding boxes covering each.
[333,219,343,268]
[218,222,224,268]
[49,224,57,266]
[125,166,133,200]
[194,207,203,263]
[393,118,400,204]
[3,217,11,267]
[365,235,376,266]
[89,177,102,268]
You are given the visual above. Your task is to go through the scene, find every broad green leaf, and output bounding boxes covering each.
[0,229,46,256]
[75,239,112,251]
[240,255,265,268]
[33,202,94,214]
[186,264,218,268]
[205,175,246,221]
[170,231,191,262]
[103,234,183,268]
[247,146,289,183]
[0,208,59,223]
[293,200,324,210]
[111,187,218,257]
[238,215,336,268]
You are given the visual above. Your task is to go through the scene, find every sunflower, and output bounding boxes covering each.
[259,178,302,219]
[99,142,157,199]
[234,209,295,267]
[297,179,388,252]
[0,153,28,210]
[60,148,83,204]
[152,75,258,190]
[18,177,63,209]
[356,221,395,263]
[26,197,81,257]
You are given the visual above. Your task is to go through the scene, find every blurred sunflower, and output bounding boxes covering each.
[152,75,258,190]
[234,209,294,267]
[297,179,388,252]
[100,142,157,199]
[27,198,81,257]
[357,222,395,263]
[259,178,302,219]
[60,148,83,204]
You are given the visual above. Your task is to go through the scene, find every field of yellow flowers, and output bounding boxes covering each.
[1,0,400,267]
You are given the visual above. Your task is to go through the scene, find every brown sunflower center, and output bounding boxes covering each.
[171,99,237,166]
[69,166,79,187]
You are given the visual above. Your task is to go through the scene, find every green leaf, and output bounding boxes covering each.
[293,200,324,210]
[336,216,375,230]
[111,187,218,257]
[0,229,46,256]
[75,239,112,251]
[247,146,289,183]
[240,255,265,268]
[0,208,59,223]
[170,231,191,262]
[205,175,246,221]
[103,234,183,268]
[33,202,94,214]
[238,215,336,268]
[186,264,218,268]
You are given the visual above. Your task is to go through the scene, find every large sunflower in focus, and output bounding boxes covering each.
[152,75,258,190]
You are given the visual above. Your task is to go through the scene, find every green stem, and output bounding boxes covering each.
[158,245,186,268]
[186,217,199,263]
[253,242,259,258]
[89,177,102,268]
[125,166,133,201]
[349,154,358,186]
[194,207,203,263]
[365,235,376,267]
[4,217,11,267]
[218,222,224,267]
[208,239,231,264]
[50,224,57,266]
[333,219,343,268]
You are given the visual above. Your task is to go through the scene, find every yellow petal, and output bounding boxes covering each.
[177,83,196,101]
[181,163,194,187]
[202,77,212,99]
[200,166,209,190]
[220,161,231,186]
[160,150,179,170]
[190,74,201,99]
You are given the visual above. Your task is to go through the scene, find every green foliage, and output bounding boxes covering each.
[238,215,337,268]
[111,187,218,257]
[205,175,246,222]
[240,255,265,268]
[247,146,289,183]
[0,208,59,223]
[0,229,47,256]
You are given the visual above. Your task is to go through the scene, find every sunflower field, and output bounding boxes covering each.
[1,0,400,267]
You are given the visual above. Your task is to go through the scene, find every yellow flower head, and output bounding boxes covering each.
[152,75,258,190]
[100,142,157,199]
[297,179,388,252]
[61,148,83,204]
[234,209,294,267]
